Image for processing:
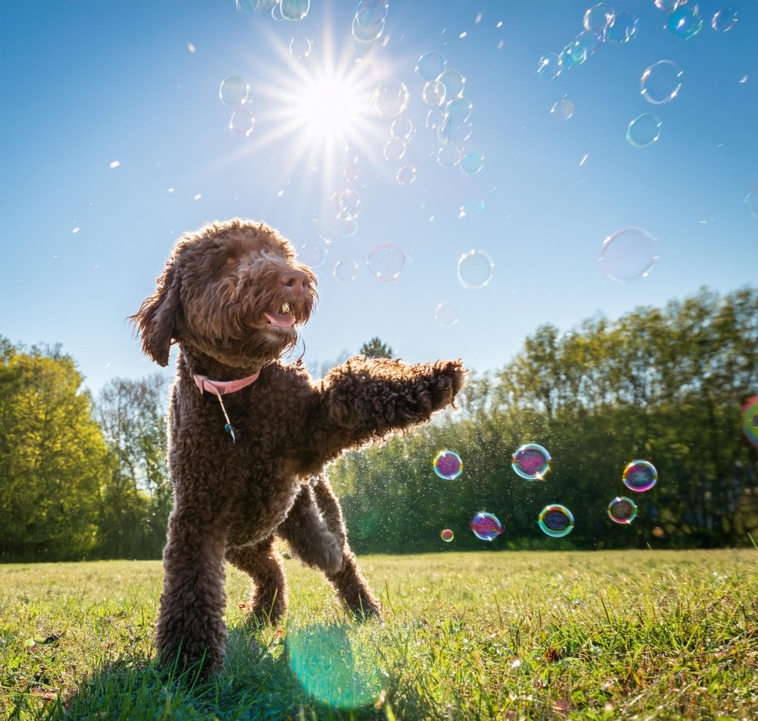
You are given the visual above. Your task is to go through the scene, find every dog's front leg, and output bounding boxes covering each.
[155,503,229,674]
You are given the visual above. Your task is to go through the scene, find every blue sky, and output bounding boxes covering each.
[1,0,756,391]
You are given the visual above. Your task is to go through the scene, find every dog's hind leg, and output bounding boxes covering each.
[226,537,288,625]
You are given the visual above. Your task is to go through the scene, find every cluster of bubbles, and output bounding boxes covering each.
[743,396,758,448]
[236,0,310,21]
[373,80,417,185]
[219,75,255,137]
[599,227,659,283]
[351,0,388,44]
[435,443,663,542]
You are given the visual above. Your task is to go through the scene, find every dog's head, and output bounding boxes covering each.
[130,219,317,369]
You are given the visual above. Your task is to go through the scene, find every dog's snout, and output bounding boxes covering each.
[280,270,309,295]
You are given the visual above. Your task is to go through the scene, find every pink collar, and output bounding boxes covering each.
[193,370,260,396]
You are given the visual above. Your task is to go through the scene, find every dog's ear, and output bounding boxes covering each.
[129,261,182,367]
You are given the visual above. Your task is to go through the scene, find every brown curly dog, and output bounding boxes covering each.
[131,218,465,673]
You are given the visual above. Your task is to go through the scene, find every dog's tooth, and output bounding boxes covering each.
[280,302,290,314]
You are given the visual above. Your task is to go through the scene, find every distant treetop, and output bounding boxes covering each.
[360,337,394,359]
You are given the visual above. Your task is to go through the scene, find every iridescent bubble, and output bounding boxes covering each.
[746,186,758,218]
[315,215,358,244]
[390,117,413,140]
[352,12,385,43]
[666,4,702,38]
[271,1,286,21]
[426,108,444,130]
[626,113,662,148]
[416,50,447,81]
[574,29,603,56]
[457,249,494,290]
[333,258,359,284]
[742,396,758,447]
[599,227,658,282]
[437,144,460,168]
[584,3,614,33]
[366,244,405,281]
[236,0,257,11]
[654,0,679,10]
[622,460,658,492]
[459,198,485,218]
[219,75,250,105]
[338,189,361,219]
[280,0,309,20]
[470,512,503,541]
[437,120,472,146]
[512,443,552,480]
[434,303,459,326]
[436,68,465,100]
[383,137,406,161]
[373,80,409,118]
[446,97,473,123]
[561,41,587,68]
[641,60,683,104]
[289,36,312,59]
[459,151,483,176]
[606,10,638,42]
[433,450,463,480]
[537,53,562,80]
[396,165,417,185]
[344,159,360,182]
[229,108,255,136]
[356,0,389,20]
[422,80,446,106]
[538,505,574,538]
[551,98,574,122]
[711,8,738,32]
[296,243,326,269]
[440,529,454,542]
[608,496,638,524]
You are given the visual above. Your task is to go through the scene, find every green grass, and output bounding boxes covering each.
[1,550,758,720]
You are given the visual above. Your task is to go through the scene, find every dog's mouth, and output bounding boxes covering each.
[263,302,296,329]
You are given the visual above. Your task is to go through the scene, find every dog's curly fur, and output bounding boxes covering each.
[131,218,466,673]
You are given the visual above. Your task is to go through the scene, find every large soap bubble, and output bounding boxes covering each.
[599,227,658,282]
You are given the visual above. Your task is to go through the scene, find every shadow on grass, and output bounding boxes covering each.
[29,623,402,721]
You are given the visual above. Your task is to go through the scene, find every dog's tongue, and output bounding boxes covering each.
[264,312,295,328]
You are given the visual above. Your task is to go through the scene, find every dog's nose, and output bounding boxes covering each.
[280,270,309,296]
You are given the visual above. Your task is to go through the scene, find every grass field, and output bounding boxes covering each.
[1,550,758,720]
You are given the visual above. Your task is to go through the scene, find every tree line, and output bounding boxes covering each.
[1,287,757,561]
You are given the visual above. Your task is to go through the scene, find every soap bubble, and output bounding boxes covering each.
[742,396,758,447]
[373,80,409,118]
[608,496,638,524]
[666,4,702,38]
[281,0,309,20]
[470,512,503,541]
[537,53,562,80]
[746,186,758,218]
[229,108,255,136]
[459,198,485,218]
[606,10,638,42]
[352,12,385,42]
[383,137,406,161]
[289,36,312,59]
[437,144,460,168]
[219,75,250,105]
[271,1,286,20]
[711,8,738,32]
[538,505,574,538]
[512,443,552,480]
[561,42,587,68]
[436,68,465,100]
[446,97,473,124]
[440,529,454,542]
[296,243,326,269]
[457,249,494,289]
[287,624,381,709]
[622,460,658,492]
[356,0,389,20]
[573,29,603,56]
[438,120,472,146]
[641,60,683,104]
[551,98,574,122]
[433,450,463,480]
[426,107,445,130]
[654,0,679,10]
[435,303,459,326]
[236,0,256,11]
[459,151,483,176]
[626,113,662,147]
[422,80,446,107]
[599,227,658,282]
[584,3,614,33]
[390,117,413,140]
[333,258,359,284]
[338,189,361,219]
[396,165,417,185]
[416,50,447,80]
[314,215,357,243]
[344,159,360,182]
[366,244,405,281]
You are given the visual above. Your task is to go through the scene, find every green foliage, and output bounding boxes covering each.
[0,340,107,561]
[360,337,394,359]
[332,287,758,553]
[1,552,757,719]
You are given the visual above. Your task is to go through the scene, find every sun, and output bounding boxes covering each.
[296,73,362,140]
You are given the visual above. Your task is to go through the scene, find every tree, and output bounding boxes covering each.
[0,339,108,560]
[360,337,393,359]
